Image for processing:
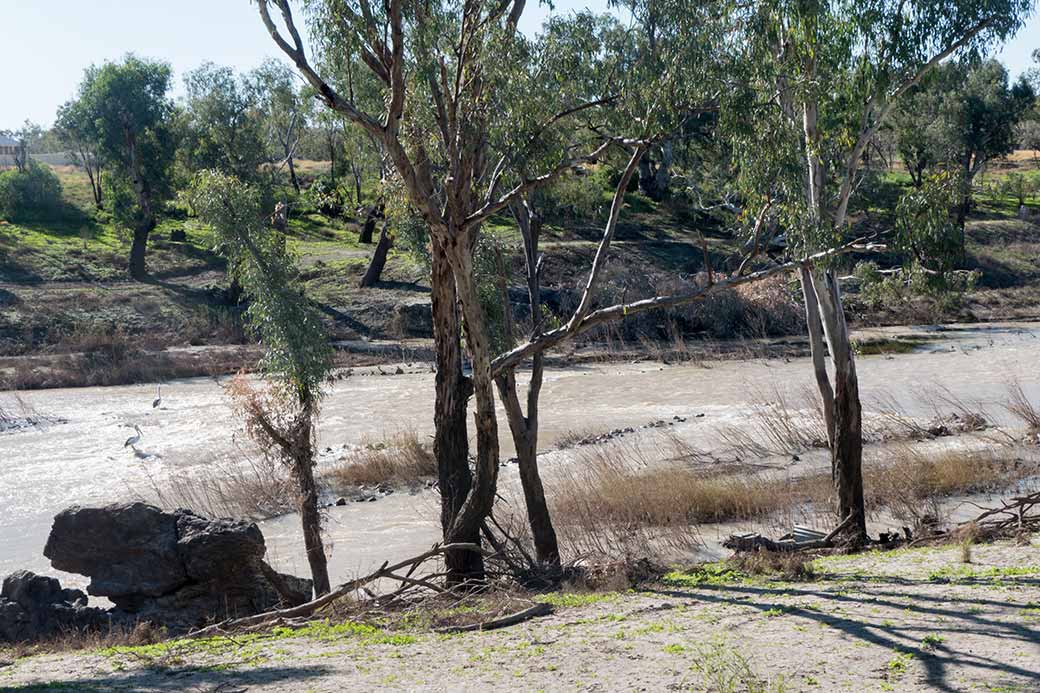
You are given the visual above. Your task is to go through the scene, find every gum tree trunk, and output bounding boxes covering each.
[291,397,330,597]
[813,269,866,541]
[496,199,560,569]
[125,127,155,281]
[430,238,483,585]
[443,240,501,586]
[359,225,392,287]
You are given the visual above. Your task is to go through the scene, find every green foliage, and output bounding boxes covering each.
[67,54,177,229]
[179,62,269,184]
[190,170,331,399]
[0,162,64,221]
[388,207,431,268]
[893,172,964,289]
[540,172,607,223]
[306,175,345,217]
[472,234,514,356]
[896,60,1035,202]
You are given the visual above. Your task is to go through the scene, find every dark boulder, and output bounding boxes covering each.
[0,570,108,643]
[44,502,186,598]
[38,502,312,633]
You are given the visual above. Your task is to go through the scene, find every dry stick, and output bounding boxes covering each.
[434,602,553,633]
[189,542,488,638]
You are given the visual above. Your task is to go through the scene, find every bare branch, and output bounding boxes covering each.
[492,238,885,376]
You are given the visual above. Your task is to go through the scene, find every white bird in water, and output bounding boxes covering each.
[124,425,142,449]
[152,384,162,409]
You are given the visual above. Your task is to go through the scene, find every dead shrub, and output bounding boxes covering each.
[326,431,435,491]
[717,383,830,457]
[1004,377,1040,435]
[137,445,296,521]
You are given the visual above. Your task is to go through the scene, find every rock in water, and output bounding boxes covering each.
[38,502,312,632]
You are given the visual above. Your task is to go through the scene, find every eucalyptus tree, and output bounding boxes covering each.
[180,63,268,184]
[486,5,725,570]
[55,99,104,208]
[73,55,176,279]
[725,0,1031,541]
[256,0,632,583]
[249,59,312,192]
[192,169,334,596]
[938,61,1033,228]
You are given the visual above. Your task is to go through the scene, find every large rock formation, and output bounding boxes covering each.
[36,502,311,632]
[0,570,108,643]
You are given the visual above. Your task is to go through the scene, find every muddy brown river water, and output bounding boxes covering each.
[2,322,1038,592]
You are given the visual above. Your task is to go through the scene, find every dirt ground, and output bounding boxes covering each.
[2,538,1038,692]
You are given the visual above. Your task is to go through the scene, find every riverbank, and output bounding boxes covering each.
[3,538,1038,692]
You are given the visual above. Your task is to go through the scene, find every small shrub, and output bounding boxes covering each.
[325,431,435,490]
[0,162,64,221]
[305,175,345,217]
[730,550,816,581]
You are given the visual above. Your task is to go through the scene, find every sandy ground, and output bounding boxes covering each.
[2,538,1038,693]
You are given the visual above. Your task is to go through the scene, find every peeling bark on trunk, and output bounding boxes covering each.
[359,224,392,287]
[430,238,483,585]
[800,266,835,447]
[812,269,866,542]
[443,241,501,586]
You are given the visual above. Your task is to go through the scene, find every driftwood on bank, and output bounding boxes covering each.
[434,602,553,633]
[723,513,864,553]
[967,491,1040,534]
[189,542,489,638]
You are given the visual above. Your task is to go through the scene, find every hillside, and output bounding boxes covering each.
[1,157,1039,389]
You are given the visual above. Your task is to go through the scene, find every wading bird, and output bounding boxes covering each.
[124,425,142,449]
[152,384,162,409]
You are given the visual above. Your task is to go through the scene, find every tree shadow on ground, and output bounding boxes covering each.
[647,574,1040,692]
[3,663,332,692]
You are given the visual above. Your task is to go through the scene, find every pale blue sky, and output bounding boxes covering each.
[1,0,1036,131]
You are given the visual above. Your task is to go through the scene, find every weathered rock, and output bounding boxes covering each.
[0,571,108,643]
[44,502,186,598]
[392,300,433,337]
[40,502,312,633]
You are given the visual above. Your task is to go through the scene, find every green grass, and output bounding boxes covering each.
[927,564,1040,583]
[534,591,619,608]
[663,563,751,587]
[95,619,416,672]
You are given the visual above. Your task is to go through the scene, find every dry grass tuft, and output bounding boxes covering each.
[2,620,166,658]
[547,436,1037,561]
[138,446,296,521]
[326,431,435,491]
[1004,378,1040,435]
[729,550,816,581]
